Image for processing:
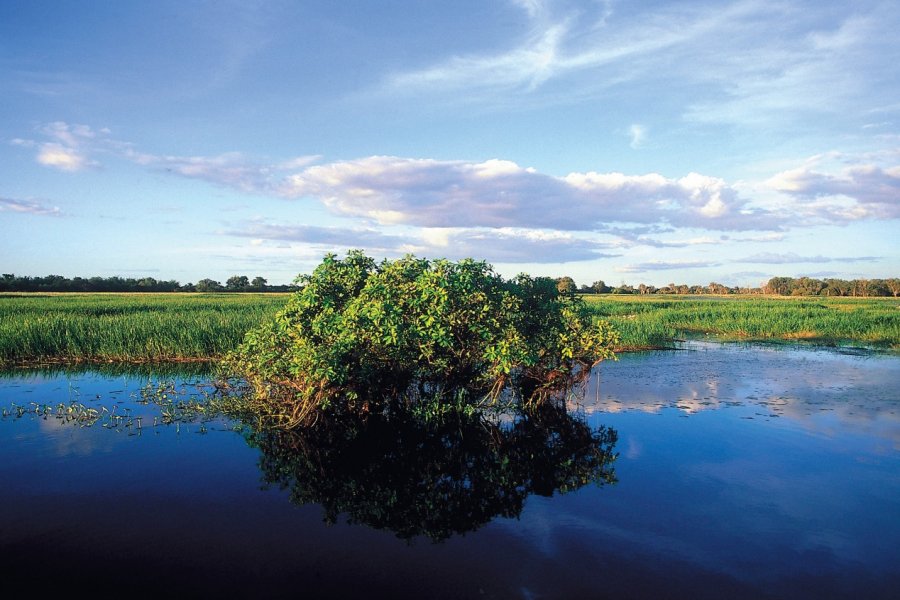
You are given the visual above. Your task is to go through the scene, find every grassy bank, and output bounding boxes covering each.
[2,293,898,366]
[0,293,286,365]
[583,295,900,350]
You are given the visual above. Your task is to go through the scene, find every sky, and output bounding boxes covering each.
[1,0,898,288]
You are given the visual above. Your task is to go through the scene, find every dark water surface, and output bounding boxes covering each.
[1,343,897,599]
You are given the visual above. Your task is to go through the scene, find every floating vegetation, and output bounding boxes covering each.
[0,377,245,433]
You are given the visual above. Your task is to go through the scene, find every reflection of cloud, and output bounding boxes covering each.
[581,342,900,449]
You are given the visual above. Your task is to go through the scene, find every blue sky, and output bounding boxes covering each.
[1,0,897,287]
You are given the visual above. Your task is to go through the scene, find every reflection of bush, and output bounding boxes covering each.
[244,402,617,541]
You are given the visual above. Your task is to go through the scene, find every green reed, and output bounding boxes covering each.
[583,295,900,350]
[0,293,287,364]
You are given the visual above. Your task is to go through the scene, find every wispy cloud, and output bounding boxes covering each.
[11,121,102,172]
[226,221,616,264]
[628,124,647,149]
[126,150,321,195]
[737,252,881,264]
[616,260,719,273]
[0,196,62,216]
[380,1,900,131]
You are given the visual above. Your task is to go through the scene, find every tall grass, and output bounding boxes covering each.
[0,293,286,364]
[2,293,897,365]
[583,295,900,350]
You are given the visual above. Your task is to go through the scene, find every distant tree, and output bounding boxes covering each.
[707,282,729,295]
[591,280,609,294]
[886,278,900,298]
[612,284,634,294]
[196,278,223,292]
[555,276,577,296]
[226,275,250,291]
[764,277,794,295]
[823,279,850,296]
[251,276,268,290]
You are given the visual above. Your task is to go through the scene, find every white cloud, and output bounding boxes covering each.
[281,155,779,231]
[616,260,719,273]
[737,252,881,264]
[0,197,62,216]
[36,143,92,171]
[767,163,900,220]
[226,221,617,264]
[380,1,900,133]
[18,122,103,172]
[628,124,647,149]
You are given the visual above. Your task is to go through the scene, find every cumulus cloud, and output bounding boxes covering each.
[767,163,900,220]
[0,197,62,216]
[15,123,897,238]
[280,155,778,231]
[226,221,615,263]
[737,252,881,264]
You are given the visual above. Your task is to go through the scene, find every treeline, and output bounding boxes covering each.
[556,276,900,297]
[0,274,298,293]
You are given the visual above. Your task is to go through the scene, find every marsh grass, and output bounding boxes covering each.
[583,295,900,350]
[2,292,897,366]
[0,293,286,365]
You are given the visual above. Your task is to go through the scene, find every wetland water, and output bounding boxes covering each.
[1,342,898,599]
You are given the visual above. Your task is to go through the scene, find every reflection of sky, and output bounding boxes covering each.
[531,342,900,596]
[574,342,900,451]
[2,349,899,598]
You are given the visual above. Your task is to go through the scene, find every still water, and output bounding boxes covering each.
[1,342,897,599]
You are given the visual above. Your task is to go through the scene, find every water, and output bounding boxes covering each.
[1,342,897,599]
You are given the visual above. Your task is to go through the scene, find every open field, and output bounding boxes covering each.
[0,293,286,365]
[583,294,900,350]
[1,292,898,366]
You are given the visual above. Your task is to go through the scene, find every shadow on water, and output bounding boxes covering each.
[245,401,618,541]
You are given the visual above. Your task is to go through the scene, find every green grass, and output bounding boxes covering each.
[582,294,900,350]
[0,293,286,365]
[2,292,898,366]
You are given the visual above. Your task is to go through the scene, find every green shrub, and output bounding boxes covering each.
[227,251,618,427]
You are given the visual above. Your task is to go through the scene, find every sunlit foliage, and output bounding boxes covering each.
[227,251,619,427]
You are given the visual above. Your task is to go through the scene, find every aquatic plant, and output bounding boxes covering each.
[227,251,619,427]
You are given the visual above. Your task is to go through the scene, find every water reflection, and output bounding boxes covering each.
[580,341,900,449]
[0,370,618,542]
[245,403,618,541]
